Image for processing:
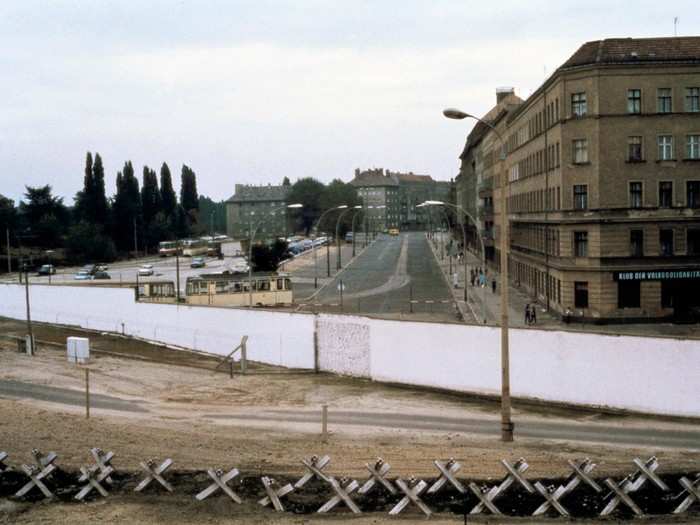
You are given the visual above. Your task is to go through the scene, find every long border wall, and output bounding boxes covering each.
[1,284,698,417]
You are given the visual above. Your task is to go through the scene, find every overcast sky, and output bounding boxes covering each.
[1,1,696,203]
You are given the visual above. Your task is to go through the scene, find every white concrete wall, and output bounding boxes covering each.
[2,284,699,417]
[0,284,315,369]
[319,314,700,418]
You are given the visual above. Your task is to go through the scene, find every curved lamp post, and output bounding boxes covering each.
[352,206,372,256]
[443,106,513,442]
[336,205,362,269]
[312,205,347,288]
[248,203,302,307]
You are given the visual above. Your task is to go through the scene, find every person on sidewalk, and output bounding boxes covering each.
[531,305,537,324]
[453,272,459,289]
[524,304,531,325]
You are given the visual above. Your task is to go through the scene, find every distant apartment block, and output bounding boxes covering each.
[350,168,451,231]
[225,184,290,239]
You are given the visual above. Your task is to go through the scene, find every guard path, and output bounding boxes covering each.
[0,379,148,413]
[207,409,700,450]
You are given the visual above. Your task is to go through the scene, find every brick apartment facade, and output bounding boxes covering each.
[225,184,291,240]
[457,37,700,322]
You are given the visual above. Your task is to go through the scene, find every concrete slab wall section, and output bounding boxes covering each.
[317,314,371,378]
[367,317,700,417]
[0,284,315,369]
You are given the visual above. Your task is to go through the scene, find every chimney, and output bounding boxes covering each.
[496,87,515,104]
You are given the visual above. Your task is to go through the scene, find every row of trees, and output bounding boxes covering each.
[286,177,361,235]
[0,152,212,265]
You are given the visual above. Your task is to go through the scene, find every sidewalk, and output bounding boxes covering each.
[428,233,556,328]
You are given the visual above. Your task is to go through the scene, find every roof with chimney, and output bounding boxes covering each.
[227,184,290,203]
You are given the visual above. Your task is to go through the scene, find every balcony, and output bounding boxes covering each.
[478,205,494,219]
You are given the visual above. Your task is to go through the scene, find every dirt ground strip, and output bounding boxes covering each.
[1,319,699,523]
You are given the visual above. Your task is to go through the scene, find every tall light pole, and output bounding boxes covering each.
[336,206,362,269]
[22,261,34,355]
[45,250,54,285]
[312,205,347,288]
[352,206,371,257]
[443,107,513,442]
[248,203,303,307]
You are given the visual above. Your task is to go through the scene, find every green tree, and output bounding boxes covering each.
[180,164,199,211]
[159,162,177,218]
[172,205,190,239]
[91,153,109,225]
[19,185,70,247]
[198,195,226,234]
[319,179,359,235]
[65,222,117,263]
[74,151,108,226]
[251,239,288,272]
[0,194,17,243]
[112,161,141,252]
[282,176,291,186]
[141,166,160,226]
[287,177,325,235]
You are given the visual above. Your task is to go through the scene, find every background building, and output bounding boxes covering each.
[351,168,451,231]
[461,36,700,322]
[225,184,291,240]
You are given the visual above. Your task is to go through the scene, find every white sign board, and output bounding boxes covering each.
[67,336,90,364]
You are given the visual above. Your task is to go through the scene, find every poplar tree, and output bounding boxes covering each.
[160,162,177,217]
[141,166,160,226]
[180,164,199,212]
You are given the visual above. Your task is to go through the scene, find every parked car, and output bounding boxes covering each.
[388,228,400,236]
[190,257,206,269]
[96,264,109,271]
[345,232,354,243]
[74,270,92,280]
[37,264,56,276]
[93,271,111,280]
[138,264,154,276]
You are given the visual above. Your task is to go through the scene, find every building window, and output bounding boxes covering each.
[686,87,700,112]
[571,92,587,116]
[629,182,643,208]
[657,135,674,160]
[630,229,644,257]
[627,89,642,114]
[688,229,700,255]
[618,280,641,308]
[574,282,589,308]
[627,136,643,161]
[688,181,700,208]
[687,135,700,159]
[573,231,588,257]
[657,88,672,113]
[659,181,673,208]
[660,229,674,256]
[573,185,588,210]
[572,139,588,164]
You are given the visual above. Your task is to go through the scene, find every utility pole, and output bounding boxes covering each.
[6,228,10,274]
[175,241,181,303]
[326,236,331,277]
[23,263,34,355]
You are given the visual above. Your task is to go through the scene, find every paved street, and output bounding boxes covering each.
[299,232,458,321]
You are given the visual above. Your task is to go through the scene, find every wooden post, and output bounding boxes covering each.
[85,368,90,419]
[229,357,234,379]
[321,405,328,443]
[241,338,247,375]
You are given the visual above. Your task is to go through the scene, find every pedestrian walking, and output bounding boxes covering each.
[524,304,531,325]
[531,306,537,324]
[452,272,459,289]
[564,306,572,324]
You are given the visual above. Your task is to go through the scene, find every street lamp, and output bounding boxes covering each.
[444,106,513,442]
[352,206,371,257]
[311,205,347,288]
[45,250,54,284]
[22,261,34,355]
[336,205,362,269]
[248,203,303,307]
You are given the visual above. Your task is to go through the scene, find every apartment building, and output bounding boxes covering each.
[464,37,700,322]
[225,184,291,239]
[350,168,450,231]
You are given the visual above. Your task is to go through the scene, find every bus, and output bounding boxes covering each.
[181,239,208,257]
[137,281,177,303]
[158,241,180,257]
[185,272,293,307]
